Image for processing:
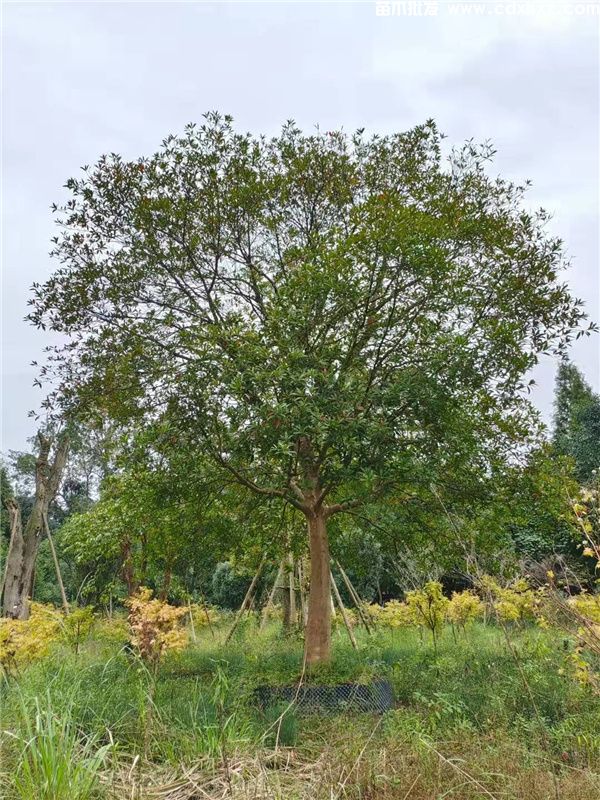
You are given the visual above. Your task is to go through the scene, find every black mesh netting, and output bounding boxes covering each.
[255,679,394,714]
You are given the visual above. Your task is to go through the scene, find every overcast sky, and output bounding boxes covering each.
[2,1,599,454]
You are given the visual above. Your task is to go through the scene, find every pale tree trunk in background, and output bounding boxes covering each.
[1,433,69,620]
[282,553,297,630]
[224,555,266,644]
[282,558,293,631]
[288,553,297,625]
[298,558,308,628]
[0,499,23,601]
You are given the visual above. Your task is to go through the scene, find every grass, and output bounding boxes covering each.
[4,691,112,800]
[1,618,599,799]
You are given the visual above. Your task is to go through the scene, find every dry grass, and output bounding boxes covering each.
[102,739,600,800]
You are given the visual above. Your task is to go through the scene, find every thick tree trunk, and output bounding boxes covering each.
[304,509,332,666]
[3,514,44,620]
[1,433,69,620]
[1,499,28,619]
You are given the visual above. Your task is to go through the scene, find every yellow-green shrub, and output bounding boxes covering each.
[0,603,61,672]
[480,576,539,624]
[190,603,222,629]
[569,593,600,624]
[60,606,95,654]
[94,614,130,647]
[126,587,188,665]
[367,600,413,628]
[332,606,359,628]
[406,581,449,646]
[446,590,483,630]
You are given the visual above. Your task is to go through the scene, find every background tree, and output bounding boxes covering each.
[1,432,69,619]
[552,359,600,483]
[57,432,276,606]
[1,420,111,609]
[30,114,592,662]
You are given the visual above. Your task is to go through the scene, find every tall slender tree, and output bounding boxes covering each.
[552,359,600,483]
[30,115,592,662]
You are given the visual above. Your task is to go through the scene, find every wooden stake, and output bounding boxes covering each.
[335,560,372,634]
[201,595,216,639]
[259,560,284,632]
[43,513,69,613]
[188,597,197,643]
[288,553,296,625]
[297,558,307,628]
[224,554,266,644]
[330,570,357,650]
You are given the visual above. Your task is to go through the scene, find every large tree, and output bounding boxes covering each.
[30,114,591,662]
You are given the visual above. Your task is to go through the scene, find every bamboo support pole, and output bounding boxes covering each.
[43,513,69,613]
[335,559,373,634]
[288,554,296,625]
[330,570,357,650]
[297,558,308,628]
[188,597,197,643]
[259,560,285,632]
[201,595,216,639]
[224,554,266,644]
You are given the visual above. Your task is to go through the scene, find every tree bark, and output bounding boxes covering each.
[304,509,332,666]
[1,433,69,620]
[159,557,173,601]
[120,538,137,597]
[1,499,25,615]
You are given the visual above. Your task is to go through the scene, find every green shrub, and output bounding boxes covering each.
[263,702,299,747]
[210,562,251,610]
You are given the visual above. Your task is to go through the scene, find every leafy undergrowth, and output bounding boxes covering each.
[1,620,599,799]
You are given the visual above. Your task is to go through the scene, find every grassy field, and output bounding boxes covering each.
[1,618,599,800]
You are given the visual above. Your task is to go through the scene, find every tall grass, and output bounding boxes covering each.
[8,691,112,800]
